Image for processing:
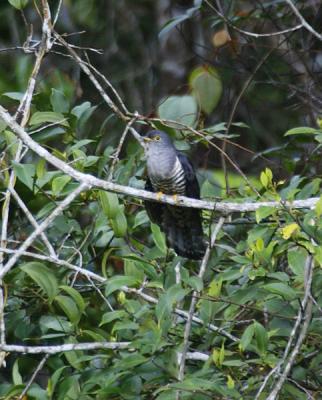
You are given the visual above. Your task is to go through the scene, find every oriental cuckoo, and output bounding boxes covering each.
[143,130,206,260]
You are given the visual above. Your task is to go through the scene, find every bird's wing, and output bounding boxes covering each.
[144,177,164,226]
[176,151,201,199]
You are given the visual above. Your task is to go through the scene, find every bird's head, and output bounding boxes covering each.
[143,130,173,150]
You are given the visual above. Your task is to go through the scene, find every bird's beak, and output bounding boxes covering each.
[143,137,152,143]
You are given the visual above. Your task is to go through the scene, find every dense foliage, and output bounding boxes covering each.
[0,1,322,399]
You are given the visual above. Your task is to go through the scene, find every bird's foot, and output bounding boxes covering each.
[172,194,179,203]
[156,191,164,201]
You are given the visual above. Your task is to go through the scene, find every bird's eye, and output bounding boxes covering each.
[154,135,161,141]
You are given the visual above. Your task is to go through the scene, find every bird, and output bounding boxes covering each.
[143,130,206,260]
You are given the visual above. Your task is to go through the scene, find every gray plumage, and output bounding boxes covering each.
[143,130,206,260]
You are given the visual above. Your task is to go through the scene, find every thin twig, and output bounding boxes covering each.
[8,186,56,257]
[205,0,303,38]
[18,354,49,400]
[284,0,322,41]
[0,247,238,343]
[178,217,226,382]
[0,183,88,279]
[108,117,137,180]
[266,256,314,400]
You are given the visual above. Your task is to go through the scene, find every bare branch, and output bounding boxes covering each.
[0,183,89,279]
[0,247,238,343]
[178,217,226,382]
[0,104,319,214]
[266,256,314,400]
[8,186,56,257]
[0,342,131,354]
[18,354,49,400]
[285,0,322,41]
[204,0,303,38]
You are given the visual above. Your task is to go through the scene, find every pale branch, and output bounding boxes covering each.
[255,256,314,399]
[266,256,314,400]
[0,183,89,279]
[0,104,319,214]
[204,0,303,38]
[178,217,226,382]
[8,186,56,257]
[284,0,322,42]
[18,354,49,400]
[0,247,238,343]
[53,25,260,193]
[53,32,127,120]
[0,0,54,367]
[0,342,131,354]
[108,117,137,180]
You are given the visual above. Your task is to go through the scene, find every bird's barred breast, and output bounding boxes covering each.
[150,157,186,195]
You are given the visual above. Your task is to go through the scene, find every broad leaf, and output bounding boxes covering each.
[20,262,58,302]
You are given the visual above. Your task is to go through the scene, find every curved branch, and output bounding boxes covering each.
[0,105,319,214]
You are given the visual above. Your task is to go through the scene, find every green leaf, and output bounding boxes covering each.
[55,295,81,325]
[315,195,322,217]
[50,89,69,113]
[52,175,71,196]
[2,91,24,100]
[12,359,22,385]
[239,323,255,352]
[281,223,299,239]
[99,190,120,219]
[71,101,91,119]
[264,283,297,300]
[4,130,18,155]
[255,206,275,223]
[187,276,203,291]
[12,162,36,190]
[190,66,223,114]
[8,0,28,10]
[29,111,69,127]
[110,207,128,237]
[288,247,307,278]
[284,126,320,136]
[155,285,187,323]
[151,223,167,254]
[59,285,86,314]
[20,262,58,302]
[254,322,268,355]
[158,95,198,128]
[100,310,127,326]
[105,275,138,297]
[32,127,66,143]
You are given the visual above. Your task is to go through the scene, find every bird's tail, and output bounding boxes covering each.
[163,207,206,260]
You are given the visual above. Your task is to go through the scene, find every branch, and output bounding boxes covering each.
[8,186,56,257]
[18,354,49,400]
[0,104,319,213]
[0,247,238,343]
[0,183,89,279]
[204,0,303,38]
[178,217,226,382]
[284,0,322,42]
[255,256,314,399]
[266,256,314,400]
[0,341,130,354]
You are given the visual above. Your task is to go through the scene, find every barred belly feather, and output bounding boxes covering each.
[150,157,186,194]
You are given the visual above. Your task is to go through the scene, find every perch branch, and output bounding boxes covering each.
[0,341,131,354]
[0,104,319,214]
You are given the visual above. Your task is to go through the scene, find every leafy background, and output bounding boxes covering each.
[0,0,322,399]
